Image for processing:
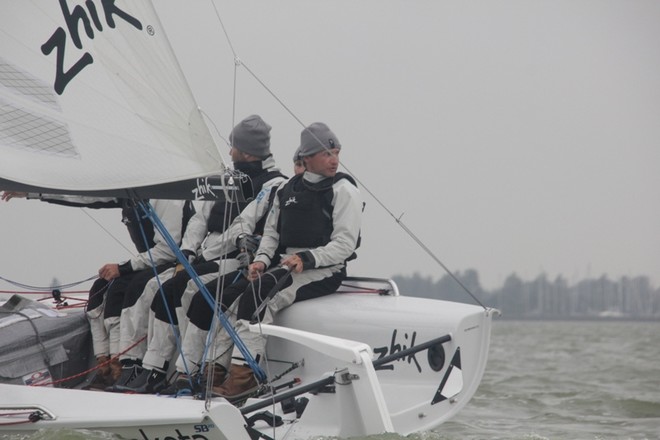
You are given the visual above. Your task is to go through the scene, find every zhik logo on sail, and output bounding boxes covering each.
[41,0,143,95]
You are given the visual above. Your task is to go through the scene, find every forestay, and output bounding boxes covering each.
[0,1,222,195]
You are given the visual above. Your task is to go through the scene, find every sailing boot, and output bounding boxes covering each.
[108,358,122,383]
[96,355,112,377]
[106,359,143,391]
[86,355,113,389]
[112,367,168,394]
[159,371,199,396]
[160,364,227,396]
[205,363,228,388]
[212,364,258,401]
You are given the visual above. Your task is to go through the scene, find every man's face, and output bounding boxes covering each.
[303,148,340,177]
[229,146,245,163]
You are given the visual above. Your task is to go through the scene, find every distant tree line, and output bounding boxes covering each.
[392,270,660,320]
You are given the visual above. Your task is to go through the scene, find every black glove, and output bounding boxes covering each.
[181,249,197,264]
[236,251,252,269]
[236,234,261,253]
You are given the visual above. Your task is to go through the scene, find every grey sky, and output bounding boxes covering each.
[2,0,659,292]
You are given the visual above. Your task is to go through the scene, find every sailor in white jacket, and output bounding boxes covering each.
[114,115,286,393]
[154,150,305,395]
[211,122,363,400]
[0,192,189,387]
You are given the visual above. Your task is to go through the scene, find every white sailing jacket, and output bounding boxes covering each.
[180,158,286,261]
[254,171,362,270]
[124,199,186,271]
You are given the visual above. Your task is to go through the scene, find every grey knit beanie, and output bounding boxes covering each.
[299,122,341,157]
[229,115,271,158]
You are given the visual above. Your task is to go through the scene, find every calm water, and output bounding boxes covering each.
[3,320,659,440]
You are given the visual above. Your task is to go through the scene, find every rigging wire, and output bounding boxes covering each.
[208,3,486,310]
[209,1,238,60]
[204,196,239,409]
[79,208,136,256]
[195,7,301,401]
[208,9,307,400]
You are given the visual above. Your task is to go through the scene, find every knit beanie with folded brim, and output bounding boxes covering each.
[298,122,341,157]
[229,114,271,158]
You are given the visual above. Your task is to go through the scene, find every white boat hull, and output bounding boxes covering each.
[0,386,249,439]
[0,282,496,439]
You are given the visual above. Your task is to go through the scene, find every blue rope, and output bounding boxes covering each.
[137,201,266,381]
[131,203,194,377]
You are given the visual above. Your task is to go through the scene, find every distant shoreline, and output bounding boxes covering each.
[495,315,660,322]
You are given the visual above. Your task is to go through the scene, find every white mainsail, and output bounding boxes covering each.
[0,0,222,194]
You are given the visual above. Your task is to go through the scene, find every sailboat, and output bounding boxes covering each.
[0,1,498,439]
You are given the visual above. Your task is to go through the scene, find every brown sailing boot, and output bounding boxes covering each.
[205,363,228,388]
[96,355,112,377]
[86,355,113,389]
[108,358,122,383]
[212,364,258,401]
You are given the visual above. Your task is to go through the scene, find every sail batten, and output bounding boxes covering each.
[0,0,223,194]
